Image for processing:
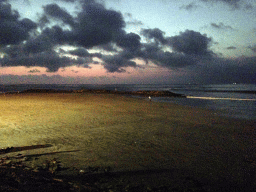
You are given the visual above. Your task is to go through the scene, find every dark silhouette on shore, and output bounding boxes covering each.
[7,88,186,98]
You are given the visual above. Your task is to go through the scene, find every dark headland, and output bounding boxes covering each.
[17,88,186,97]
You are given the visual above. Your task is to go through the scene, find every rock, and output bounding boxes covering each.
[20,157,28,161]
[0,147,14,153]
[53,178,63,182]
[4,160,12,165]
[15,154,24,158]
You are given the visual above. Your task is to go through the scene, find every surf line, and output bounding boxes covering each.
[186,96,256,101]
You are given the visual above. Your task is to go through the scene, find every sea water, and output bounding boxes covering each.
[0,83,255,121]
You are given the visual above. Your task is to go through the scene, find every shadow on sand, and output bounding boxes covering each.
[0,144,80,157]
[0,144,53,154]
[0,145,255,191]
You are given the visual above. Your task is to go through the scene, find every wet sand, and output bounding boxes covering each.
[0,93,255,190]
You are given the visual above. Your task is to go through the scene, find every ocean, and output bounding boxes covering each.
[0,83,255,121]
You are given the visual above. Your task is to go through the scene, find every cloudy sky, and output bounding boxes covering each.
[0,0,255,84]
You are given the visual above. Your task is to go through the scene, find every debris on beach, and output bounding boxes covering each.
[0,154,209,192]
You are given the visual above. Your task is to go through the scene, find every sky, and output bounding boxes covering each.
[0,0,255,84]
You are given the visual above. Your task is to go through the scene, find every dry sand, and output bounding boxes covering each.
[0,93,255,190]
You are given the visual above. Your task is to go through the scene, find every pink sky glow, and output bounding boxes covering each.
[0,63,185,84]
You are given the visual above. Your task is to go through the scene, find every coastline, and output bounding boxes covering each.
[1,84,255,121]
[0,92,255,191]
[1,88,186,98]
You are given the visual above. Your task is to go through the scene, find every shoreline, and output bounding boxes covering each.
[2,88,255,121]
[0,88,186,97]
[0,93,255,191]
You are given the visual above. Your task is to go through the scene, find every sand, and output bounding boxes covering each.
[0,92,255,190]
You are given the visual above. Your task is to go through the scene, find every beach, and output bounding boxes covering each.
[0,92,255,191]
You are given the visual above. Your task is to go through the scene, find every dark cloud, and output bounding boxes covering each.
[140,42,162,60]
[0,1,143,73]
[100,29,213,72]
[200,0,241,8]
[210,22,234,30]
[102,52,137,73]
[68,48,90,57]
[23,35,54,54]
[73,2,125,48]
[1,51,81,72]
[226,46,236,49]
[2,24,68,60]
[248,45,256,53]
[95,43,119,52]
[76,57,92,67]
[99,28,208,72]
[167,30,213,56]
[38,0,126,48]
[133,29,214,70]
[188,56,256,84]
[2,45,22,58]
[244,3,253,10]
[138,40,210,69]
[92,61,100,64]
[141,46,198,68]
[126,20,143,26]
[55,0,76,2]
[141,28,166,44]
[38,15,51,29]
[116,32,141,51]
[180,2,199,11]
[43,3,75,27]
[0,1,19,20]
[65,47,93,67]
[124,13,143,26]
[0,0,254,84]
[0,2,37,45]
[40,25,72,44]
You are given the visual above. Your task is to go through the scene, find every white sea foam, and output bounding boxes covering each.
[186,96,256,101]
